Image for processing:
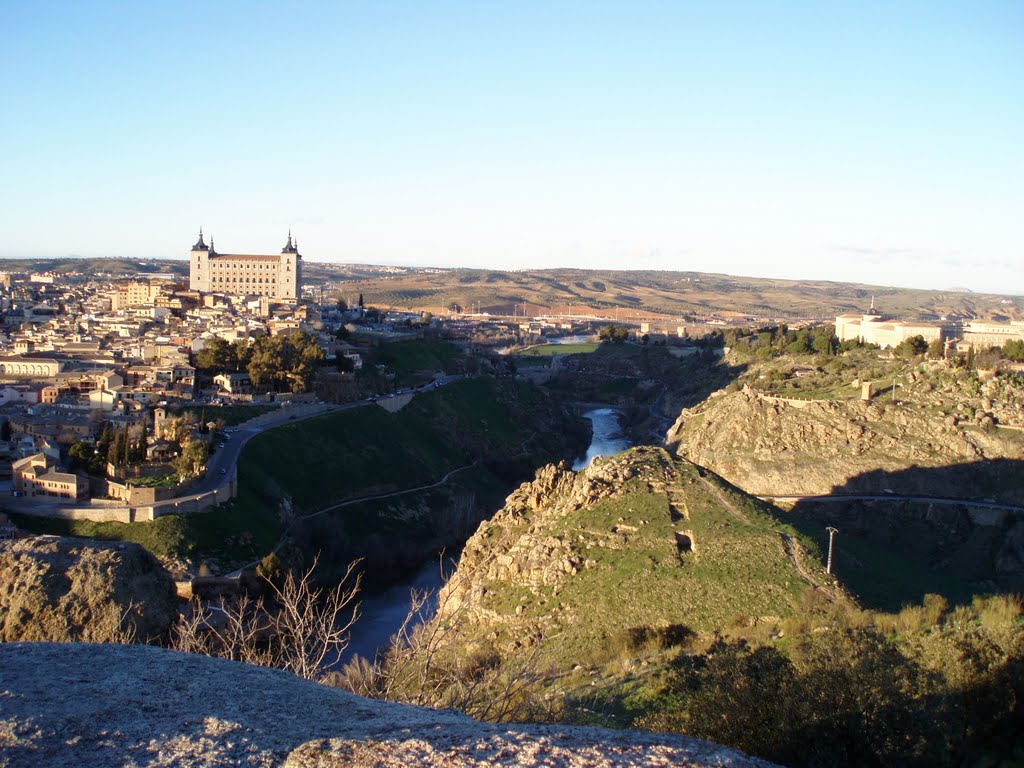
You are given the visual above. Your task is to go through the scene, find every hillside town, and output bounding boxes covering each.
[0,238,604,514]
[4,234,1024,519]
[0,235,328,509]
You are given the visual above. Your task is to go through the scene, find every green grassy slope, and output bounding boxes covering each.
[12,378,587,579]
[371,340,464,386]
[447,447,826,665]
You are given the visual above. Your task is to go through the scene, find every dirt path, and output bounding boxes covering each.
[225,463,477,578]
[697,475,753,526]
[778,531,854,608]
[698,474,854,606]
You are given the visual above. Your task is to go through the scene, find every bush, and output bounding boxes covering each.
[974,594,1023,631]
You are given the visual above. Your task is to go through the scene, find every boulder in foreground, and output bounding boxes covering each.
[0,642,776,768]
[0,536,177,643]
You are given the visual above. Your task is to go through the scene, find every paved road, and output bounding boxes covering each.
[4,377,467,517]
[192,375,466,497]
[759,493,1024,513]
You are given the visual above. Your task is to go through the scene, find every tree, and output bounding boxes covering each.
[107,425,127,467]
[195,337,234,373]
[122,425,131,466]
[812,333,836,356]
[247,336,283,391]
[894,335,928,359]
[1002,339,1024,362]
[257,552,285,585]
[161,415,191,443]
[598,325,629,344]
[786,335,811,354]
[246,332,324,393]
[928,338,946,359]
[68,441,103,475]
[358,293,365,308]
[173,557,361,683]
[232,339,251,371]
[173,438,207,477]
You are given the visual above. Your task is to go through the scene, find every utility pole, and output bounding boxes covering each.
[826,527,839,574]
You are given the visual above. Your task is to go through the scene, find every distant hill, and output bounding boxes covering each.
[0,257,189,278]
[1,257,1020,321]
[317,266,1024,322]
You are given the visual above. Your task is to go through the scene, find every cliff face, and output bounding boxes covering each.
[0,643,776,768]
[434,447,825,662]
[667,388,1024,499]
[0,536,178,643]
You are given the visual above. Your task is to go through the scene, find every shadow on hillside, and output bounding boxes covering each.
[544,345,746,432]
[785,460,1024,612]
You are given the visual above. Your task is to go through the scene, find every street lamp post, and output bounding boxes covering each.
[826,526,839,575]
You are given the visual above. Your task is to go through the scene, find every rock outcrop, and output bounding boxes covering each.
[433,446,824,658]
[0,536,177,643]
[667,388,1024,499]
[0,642,776,768]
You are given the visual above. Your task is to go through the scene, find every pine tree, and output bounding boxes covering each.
[98,422,112,455]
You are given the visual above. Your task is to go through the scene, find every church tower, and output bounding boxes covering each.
[189,229,210,292]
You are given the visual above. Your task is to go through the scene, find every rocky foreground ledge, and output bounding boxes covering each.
[0,643,774,768]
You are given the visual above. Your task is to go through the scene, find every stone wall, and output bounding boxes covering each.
[11,467,237,523]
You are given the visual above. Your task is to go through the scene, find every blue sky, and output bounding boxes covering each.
[2,1,1021,294]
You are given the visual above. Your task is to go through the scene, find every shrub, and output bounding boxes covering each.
[974,594,1023,631]
[921,593,949,626]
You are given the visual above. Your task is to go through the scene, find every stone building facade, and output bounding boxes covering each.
[12,453,89,501]
[837,311,1024,352]
[835,312,946,349]
[0,357,63,377]
[188,230,301,301]
[962,321,1024,350]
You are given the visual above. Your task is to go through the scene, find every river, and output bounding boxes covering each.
[335,407,630,667]
[335,557,452,667]
[573,407,631,470]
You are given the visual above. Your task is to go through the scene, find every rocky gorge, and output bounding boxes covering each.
[667,387,1024,500]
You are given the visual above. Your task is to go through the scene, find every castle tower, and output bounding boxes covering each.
[280,231,301,301]
[189,229,210,292]
[153,406,167,440]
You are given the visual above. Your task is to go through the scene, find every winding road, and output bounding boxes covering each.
[758,493,1024,513]
[174,376,467,503]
